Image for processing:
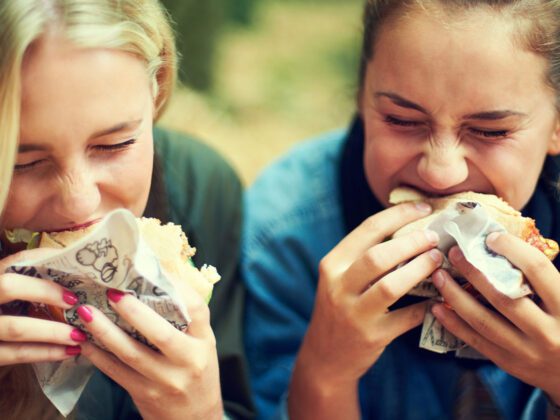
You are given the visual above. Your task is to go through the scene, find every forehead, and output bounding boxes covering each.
[369,7,553,112]
[20,34,151,141]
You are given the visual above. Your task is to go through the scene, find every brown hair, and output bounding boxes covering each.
[358,0,560,106]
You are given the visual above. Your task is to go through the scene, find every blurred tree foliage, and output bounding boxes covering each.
[161,0,256,91]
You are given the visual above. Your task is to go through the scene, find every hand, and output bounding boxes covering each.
[431,232,560,405]
[289,202,442,419]
[0,248,84,365]
[78,282,222,420]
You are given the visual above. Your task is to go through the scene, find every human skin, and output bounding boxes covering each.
[289,7,560,419]
[0,34,222,419]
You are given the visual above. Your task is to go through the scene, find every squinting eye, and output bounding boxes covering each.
[94,138,137,151]
[384,115,423,128]
[14,159,45,172]
[469,128,509,138]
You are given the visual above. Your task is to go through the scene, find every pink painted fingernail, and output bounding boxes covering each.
[63,290,79,306]
[107,289,125,303]
[77,306,93,323]
[65,345,81,356]
[70,328,87,343]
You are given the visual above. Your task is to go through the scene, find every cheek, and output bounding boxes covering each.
[1,180,46,228]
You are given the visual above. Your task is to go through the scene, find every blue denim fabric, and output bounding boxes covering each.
[242,128,548,420]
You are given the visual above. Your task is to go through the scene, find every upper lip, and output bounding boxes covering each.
[400,183,491,198]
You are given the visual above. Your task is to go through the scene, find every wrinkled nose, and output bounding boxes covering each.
[417,142,468,190]
[52,167,101,222]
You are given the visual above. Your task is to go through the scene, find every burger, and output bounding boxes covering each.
[389,187,558,297]
[7,217,220,322]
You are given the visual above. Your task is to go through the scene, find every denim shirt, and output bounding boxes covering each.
[242,121,555,419]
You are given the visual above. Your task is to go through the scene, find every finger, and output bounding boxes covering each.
[0,247,61,272]
[446,247,553,337]
[77,305,181,382]
[0,272,77,308]
[431,269,528,349]
[377,301,429,343]
[162,277,214,340]
[80,342,149,396]
[326,202,432,270]
[356,249,442,311]
[343,229,439,294]
[0,342,80,365]
[106,291,203,362]
[0,315,87,345]
[486,232,560,314]
[431,303,513,365]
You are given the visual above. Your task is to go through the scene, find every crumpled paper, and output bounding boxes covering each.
[414,201,531,356]
[4,209,190,416]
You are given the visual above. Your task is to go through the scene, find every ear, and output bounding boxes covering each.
[549,119,560,156]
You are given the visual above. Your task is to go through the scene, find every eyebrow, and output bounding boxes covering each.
[375,91,527,121]
[90,119,143,139]
[18,119,144,153]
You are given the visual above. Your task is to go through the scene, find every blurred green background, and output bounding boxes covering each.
[159,0,364,184]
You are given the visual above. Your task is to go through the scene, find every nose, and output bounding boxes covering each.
[416,139,468,191]
[52,166,101,223]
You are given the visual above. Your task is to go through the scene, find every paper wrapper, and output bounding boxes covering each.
[414,201,530,356]
[3,209,191,416]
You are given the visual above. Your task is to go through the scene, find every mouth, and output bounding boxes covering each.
[47,219,102,233]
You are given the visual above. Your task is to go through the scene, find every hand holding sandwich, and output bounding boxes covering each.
[432,233,560,406]
[0,248,85,365]
[289,202,442,420]
[79,280,223,420]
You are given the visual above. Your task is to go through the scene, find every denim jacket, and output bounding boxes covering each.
[242,118,560,419]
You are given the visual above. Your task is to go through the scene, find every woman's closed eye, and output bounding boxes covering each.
[93,138,137,152]
[14,159,46,172]
[468,127,509,139]
[384,115,425,128]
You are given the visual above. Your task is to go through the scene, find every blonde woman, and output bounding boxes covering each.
[0,1,253,418]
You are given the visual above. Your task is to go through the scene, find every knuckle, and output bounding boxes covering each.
[120,349,142,366]
[361,215,382,234]
[539,330,560,353]
[150,329,175,350]
[0,275,15,301]
[375,280,398,303]
[5,318,25,341]
[141,386,162,405]
[363,248,385,272]
[523,257,550,279]
[189,301,210,324]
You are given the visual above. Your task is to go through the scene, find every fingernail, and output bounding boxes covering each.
[63,290,79,306]
[429,249,442,264]
[65,345,81,356]
[77,306,93,323]
[431,303,444,318]
[415,202,432,213]
[487,231,501,244]
[425,230,439,244]
[70,328,87,343]
[106,289,125,303]
[449,246,464,262]
[432,270,445,288]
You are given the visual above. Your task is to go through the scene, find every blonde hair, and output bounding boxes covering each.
[0,0,176,417]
